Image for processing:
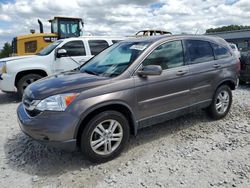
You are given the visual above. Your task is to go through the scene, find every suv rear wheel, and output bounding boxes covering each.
[80,111,130,163]
[17,74,43,97]
[206,85,232,120]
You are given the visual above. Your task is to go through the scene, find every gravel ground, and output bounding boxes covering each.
[0,86,250,188]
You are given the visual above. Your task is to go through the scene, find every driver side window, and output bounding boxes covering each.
[143,40,184,70]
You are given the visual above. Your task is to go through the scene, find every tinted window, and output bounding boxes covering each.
[89,40,109,55]
[185,40,214,64]
[62,40,86,56]
[25,41,37,53]
[143,40,184,70]
[212,43,231,59]
[58,20,80,38]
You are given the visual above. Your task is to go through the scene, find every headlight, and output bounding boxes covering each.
[0,61,6,74]
[35,93,79,111]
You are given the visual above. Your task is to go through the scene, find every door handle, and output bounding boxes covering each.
[213,64,221,68]
[176,70,188,76]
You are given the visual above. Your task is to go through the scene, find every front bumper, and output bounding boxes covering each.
[0,73,17,92]
[17,104,79,151]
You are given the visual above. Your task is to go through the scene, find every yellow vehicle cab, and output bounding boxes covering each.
[12,17,83,56]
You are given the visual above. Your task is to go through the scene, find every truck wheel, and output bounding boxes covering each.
[206,85,232,120]
[81,111,130,163]
[17,74,43,97]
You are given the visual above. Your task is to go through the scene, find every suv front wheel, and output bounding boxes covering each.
[80,111,130,163]
[206,85,232,120]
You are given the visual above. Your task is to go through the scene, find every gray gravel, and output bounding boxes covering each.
[0,86,250,188]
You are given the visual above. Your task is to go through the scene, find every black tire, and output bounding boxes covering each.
[206,85,232,120]
[80,111,130,163]
[17,74,43,97]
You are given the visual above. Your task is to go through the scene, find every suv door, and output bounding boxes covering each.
[184,40,232,106]
[53,40,89,73]
[134,40,192,127]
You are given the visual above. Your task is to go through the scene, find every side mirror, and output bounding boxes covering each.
[137,65,162,77]
[56,48,67,58]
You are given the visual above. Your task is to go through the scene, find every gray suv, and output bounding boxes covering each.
[17,35,239,162]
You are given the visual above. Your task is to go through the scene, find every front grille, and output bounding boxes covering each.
[23,96,34,110]
[22,95,41,117]
[25,109,41,117]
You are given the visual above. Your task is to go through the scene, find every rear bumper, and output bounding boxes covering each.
[0,73,17,92]
[17,103,78,151]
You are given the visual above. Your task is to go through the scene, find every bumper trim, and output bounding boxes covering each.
[18,116,77,151]
[17,103,78,151]
[37,139,77,151]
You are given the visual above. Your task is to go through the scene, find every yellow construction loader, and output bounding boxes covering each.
[12,17,84,56]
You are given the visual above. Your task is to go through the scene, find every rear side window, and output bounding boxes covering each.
[185,40,214,64]
[62,40,86,56]
[212,43,231,59]
[89,40,109,55]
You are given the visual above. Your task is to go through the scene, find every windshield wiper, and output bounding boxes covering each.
[83,69,99,76]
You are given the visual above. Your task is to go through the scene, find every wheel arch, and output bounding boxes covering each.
[216,78,237,91]
[75,102,138,147]
[14,69,48,87]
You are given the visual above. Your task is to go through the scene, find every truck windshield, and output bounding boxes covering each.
[80,41,151,77]
[37,40,62,56]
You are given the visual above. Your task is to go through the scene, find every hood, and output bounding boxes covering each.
[24,71,111,99]
[0,55,35,62]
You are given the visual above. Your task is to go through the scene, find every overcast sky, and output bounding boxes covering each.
[0,0,249,48]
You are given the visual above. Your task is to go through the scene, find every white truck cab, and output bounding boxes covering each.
[0,36,124,95]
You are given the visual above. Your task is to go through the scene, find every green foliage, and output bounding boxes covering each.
[0,42,12,58]
[206,25,250,33]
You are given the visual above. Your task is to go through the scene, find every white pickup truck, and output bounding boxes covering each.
[0,36,124,96]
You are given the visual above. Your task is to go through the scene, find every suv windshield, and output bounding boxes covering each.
[37,40,62,56]
[80,41,151,77]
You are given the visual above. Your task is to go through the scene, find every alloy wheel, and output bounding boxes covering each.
[90,119,123,155]
[215,90,230,114]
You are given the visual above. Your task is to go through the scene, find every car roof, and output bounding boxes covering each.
[122,34,228,46]
[61,36,126,43]
[78,36,126,39]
